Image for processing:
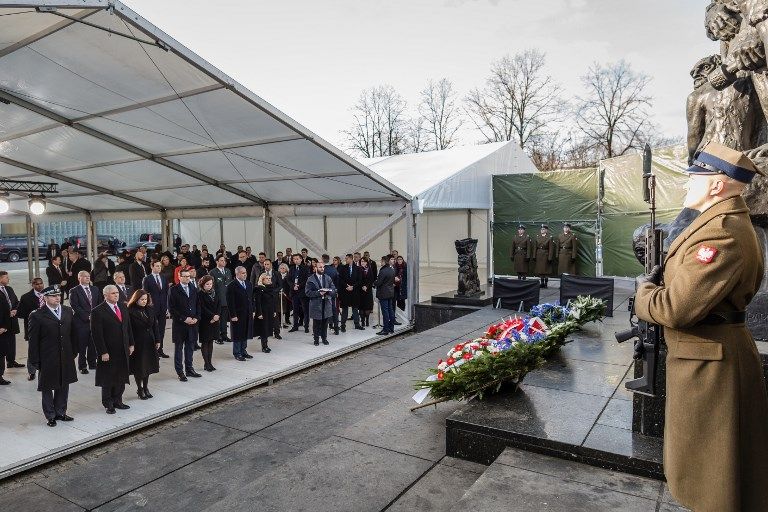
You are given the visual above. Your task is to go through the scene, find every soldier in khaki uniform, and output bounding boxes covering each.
[533,224,555,288]
[556,223,578,275]
[510,224,532,280]
[635,142,768,512]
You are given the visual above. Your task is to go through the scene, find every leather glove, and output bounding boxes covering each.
[636,265,662,287]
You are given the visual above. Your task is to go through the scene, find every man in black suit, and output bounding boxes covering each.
[0,272,21,373]
[287,254,309,333]
[128,250,147,291]
[113,271,132,305]
[91,285,133,414]
[374,256,396,335]
[168,269,200,381]
[143,261,170,357]
[210,255,233,344]
[66,251,91,292]
[69,270,103,374]
[46,239,59,263]
[338,254,364,332]
[46,255,68,288]
[260,259,283,339]
[226,266,254,361]
[17,277,45,342]
[28,285,77,426]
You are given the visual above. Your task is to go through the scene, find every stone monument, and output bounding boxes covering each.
[454,238,482,298]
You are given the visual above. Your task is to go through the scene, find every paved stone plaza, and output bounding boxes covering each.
[0,279,688,512]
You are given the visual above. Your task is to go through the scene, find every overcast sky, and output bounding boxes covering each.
[123,0,716,152]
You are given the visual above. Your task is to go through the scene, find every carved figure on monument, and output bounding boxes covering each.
[454,238,481,298]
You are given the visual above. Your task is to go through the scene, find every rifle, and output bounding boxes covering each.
[615,143,664,397]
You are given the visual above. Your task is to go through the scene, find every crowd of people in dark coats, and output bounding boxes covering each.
[0,240,409,426]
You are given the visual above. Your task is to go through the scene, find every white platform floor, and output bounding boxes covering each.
[0,317,410,478]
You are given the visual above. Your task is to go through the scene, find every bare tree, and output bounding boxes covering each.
[343,85,408,158]
[574,60,653,160]
[418,78,463,150]
[404,116,430,153]
[465,50,564,149]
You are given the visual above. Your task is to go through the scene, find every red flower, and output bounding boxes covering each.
[446,357,456,365]
[480,341,490,347]
[437,371,444,380]
[438,359,443,364]
[454,343,465,351]
[462,352,472,360]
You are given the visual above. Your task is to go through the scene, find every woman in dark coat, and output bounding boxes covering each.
[278,263,291,327]
[359,257,375,326]
[160,254,175,285]
[394,256,408,312]
[197,275,221,371]
[253,273,275,353]
[91,253,112,292]
[127,289,160,400]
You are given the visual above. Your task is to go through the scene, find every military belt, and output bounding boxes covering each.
[697,311,746,325]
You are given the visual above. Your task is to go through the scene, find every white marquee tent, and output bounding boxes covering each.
[0,1,420,316]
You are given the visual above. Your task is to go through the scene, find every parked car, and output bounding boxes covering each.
[0,236,49,262]
[138,233,179,243]
[64,235,125,256]
[125,241,161,253]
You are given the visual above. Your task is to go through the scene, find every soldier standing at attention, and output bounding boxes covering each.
[533,224,555,288]
[557,223,579,276]
[635,142,768,512]
[510,224,532,280]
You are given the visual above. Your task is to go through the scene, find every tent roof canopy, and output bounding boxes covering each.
[361,141,537,210]
[0,1,410,220]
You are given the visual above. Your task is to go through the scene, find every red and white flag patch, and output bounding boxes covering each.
[695,245,718,264]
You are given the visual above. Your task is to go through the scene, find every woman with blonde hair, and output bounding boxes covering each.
[253,273,275,354]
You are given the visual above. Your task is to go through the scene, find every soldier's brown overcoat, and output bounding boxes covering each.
[635,196,768,512]
[533,234,555,276]
[557,232,578,275]
[510,234,532,274]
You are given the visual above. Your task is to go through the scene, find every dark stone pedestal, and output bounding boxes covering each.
[432,284,493,307]
[414,302,478,333]
[747,292,768,341]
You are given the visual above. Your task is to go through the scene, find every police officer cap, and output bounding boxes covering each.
[42,284,61,296]
[540,224,549,229]
[517,224,526,230]
[688,142,766,183]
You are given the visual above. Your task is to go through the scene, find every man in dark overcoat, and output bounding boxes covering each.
[209,255,233,344]
[305,261,337,345]
[226,266,254,361]
[69,270,103,373]
[287,254,309,333]
[338,254,363,332]
[168,269,200,380]
[28,285,77,426]
[144,261,170,356]
[91,285,133,414]
[0,270,21,371]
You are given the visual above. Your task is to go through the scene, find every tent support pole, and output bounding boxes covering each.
[32,221,40,279]
[263,209,275,259]
[161,211,172,253]
[275,217,325,257]
[219,218,224,247]
[467,209,472,238]
[85,213,97,263]
[322,216,328,250]
[25,215,33,283]
[388,228,393,253]
[405,202,419,324]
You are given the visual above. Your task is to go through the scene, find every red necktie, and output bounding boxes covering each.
[114,304,122,322]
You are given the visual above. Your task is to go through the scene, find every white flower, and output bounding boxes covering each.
[437,362,448,371]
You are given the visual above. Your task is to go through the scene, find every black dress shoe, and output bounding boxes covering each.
[340,325,346,332]
[178,374,188,382]
[7,361,24,368]
[235,356,246,361]
[304,327,309,333]
[47,419,57,427]
[106,408,116,414]
[186,370,202,378]
[376,330,387,335]
[274,334,282,340]
[114,403,130,410]
[80,368,89,375]
[262,347,271,353]
[28,373,35,381]
[243,353,253,359]
[137,388,148,400]
[144,389,153,399]
[322,340,329,345]
[288,327,299,332]
[0,377,10,385]
[215,340,225,345]
[56,414,74,421]
[158,351,170,358]
[313,340,319,346]
[354,326,365,330]
[208,366,216,372]
[333,329,339,335]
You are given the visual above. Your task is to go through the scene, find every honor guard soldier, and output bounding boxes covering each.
[533,224,555,288]
[557,223,579,275]
[27,285,77,427]
[635,142,768,511]
[510,224,533,279]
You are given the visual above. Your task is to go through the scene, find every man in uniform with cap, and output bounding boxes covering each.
[510,225,532,280]
[533,224,555,288]
[634,142,768,511]
[27,285,77,427]
[557,223,579,276]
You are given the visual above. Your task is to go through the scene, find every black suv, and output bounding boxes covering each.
[0,236,48,262]
[64,235,125,256]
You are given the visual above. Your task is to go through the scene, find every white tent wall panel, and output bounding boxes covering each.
[417,210,488,268]
[179,219,219,249]
[222,218,264,250]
